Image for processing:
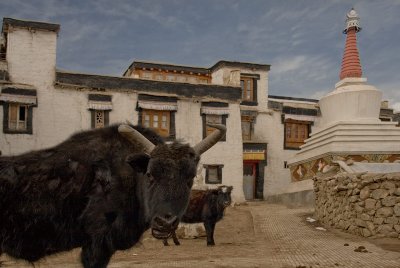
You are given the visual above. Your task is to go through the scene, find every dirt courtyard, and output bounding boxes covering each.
[1,203,400,268]
[0,204,258,267]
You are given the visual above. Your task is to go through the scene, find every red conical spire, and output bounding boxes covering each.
[340,8,363,80]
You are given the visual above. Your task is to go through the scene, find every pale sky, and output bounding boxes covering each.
[1,0,399,111]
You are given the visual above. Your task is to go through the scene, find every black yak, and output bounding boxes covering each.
[163,185,233,246]
[0,123,226,267]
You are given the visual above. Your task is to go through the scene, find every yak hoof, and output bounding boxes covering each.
[207,242,215,246]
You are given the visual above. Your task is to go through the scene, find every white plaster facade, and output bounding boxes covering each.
[0,20,246,201]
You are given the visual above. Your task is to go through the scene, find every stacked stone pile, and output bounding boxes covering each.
[314,172,400,238]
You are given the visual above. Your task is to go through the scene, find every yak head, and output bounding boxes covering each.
[216,185,233,208]
[119,123,226,240]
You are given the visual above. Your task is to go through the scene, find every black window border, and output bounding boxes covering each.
[204,164,224,184]
[1,102,34,134]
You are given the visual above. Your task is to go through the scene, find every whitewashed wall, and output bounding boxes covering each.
[0,26,245,202]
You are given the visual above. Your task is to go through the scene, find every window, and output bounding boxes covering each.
[0,33,6,60]
[141,71,153,79]
[202,113,227,142]
[155,74,164,81]
[241,116,254,141]
[142,109,171,137]
[166,74,175,82]
[8,103,28,131]
[177,76,186,82]
[204,165,223,184]
[95,110,105,128]
[91,110,109,129]
[199,78,208,84]
[205,114,222,137]
[2,102,33,134]
[240,77,254,101]
[188,77,197,84]
[284,120,310,149]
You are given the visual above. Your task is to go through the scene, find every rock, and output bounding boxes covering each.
[375,200,382,210]
[354,204,364,213]
[349,196,358,203]
[394,225,400,233]
[360,187,370,200]
[369,183,380,190]
[355,219,367,228]
[353,188,360,195]
[366,221,375,232]
[367,209,376,216]
[394,204,400,216]
[381,181,396,190]
[361,228,372,237]
[365,199,376,210]
[384,216,398,225]
[371,189,389,200]
[376,207,393,217]
[376,224,394,235]
[393,188,400,196]
[388,232,399,238]
[373,217,384,225]
[359,213,370,221]
[382,196,397,207]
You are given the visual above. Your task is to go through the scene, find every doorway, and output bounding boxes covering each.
[243,161,258,200]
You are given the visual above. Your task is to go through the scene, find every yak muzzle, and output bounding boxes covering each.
[151,214,179,239]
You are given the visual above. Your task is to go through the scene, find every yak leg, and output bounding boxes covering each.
[81,237,114,268]
[163,238,169,246]
[204,221,216,246]
[171,231,180,246]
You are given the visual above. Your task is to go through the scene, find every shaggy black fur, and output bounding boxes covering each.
[0,124,199,268]
[163,186,233,246]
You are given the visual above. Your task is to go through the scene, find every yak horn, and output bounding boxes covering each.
[193,123,226,155]
[118,124,155,154]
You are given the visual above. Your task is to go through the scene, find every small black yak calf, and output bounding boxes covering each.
[163,185,233,246]
[0,123,226,268]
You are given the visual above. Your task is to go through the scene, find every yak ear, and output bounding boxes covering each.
[126,153,150,174]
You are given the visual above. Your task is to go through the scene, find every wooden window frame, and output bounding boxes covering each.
[2,102,33,134]
[240,75,258,105]
[284,119,311,150]
[138,108,176,139]
[204,164,224,184]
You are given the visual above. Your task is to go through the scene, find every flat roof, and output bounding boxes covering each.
[55,71,241,101]
[268,95,319,103]
[2,18,60,33]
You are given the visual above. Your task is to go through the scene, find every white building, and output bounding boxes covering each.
[0,16,397,205]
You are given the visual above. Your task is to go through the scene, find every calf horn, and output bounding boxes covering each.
[118,124,155,154]
[193,124,226,155]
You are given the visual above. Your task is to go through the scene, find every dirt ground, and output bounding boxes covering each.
[1,203,400,267]
[0,205,258,267]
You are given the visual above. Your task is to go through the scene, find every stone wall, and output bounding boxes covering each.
[314,172,400,238]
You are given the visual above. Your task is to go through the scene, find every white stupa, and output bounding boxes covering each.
[288,8,400,176]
